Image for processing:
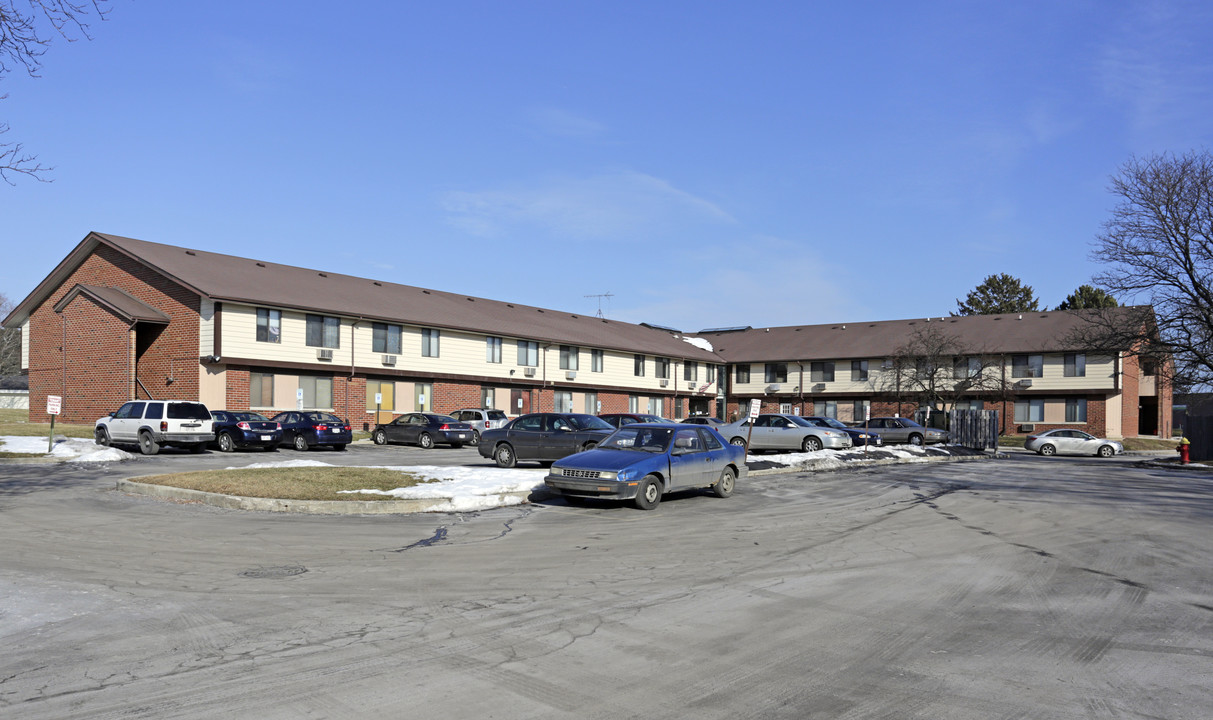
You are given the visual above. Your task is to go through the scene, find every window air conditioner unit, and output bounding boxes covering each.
[565,371,577,380]
[523,367,537,377]
[812,383,826,392]
[382,355,397,366]
[1020,424,1035,432]
[766,384,781,393]
[659,379,669,388]
[317,348,333,361]
[1017,379,1033,388]
[687,382,697,391]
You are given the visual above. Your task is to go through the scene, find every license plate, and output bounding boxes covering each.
[457,433,468,439]
[261,435,271,441]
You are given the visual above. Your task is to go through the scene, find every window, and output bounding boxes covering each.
[421,328,440,357]
[584,392,598,414]
[372,323,402,354]
[629,395,639,412]
[707,365,716,383]
[414,382,432,412]
[481,387,495,408]
[674,400,684,419]
[1012,354,1043,378]
[914,359,936,379]
[486,337,502,364]
[853,399,870,421]
[813,400,838,418]
[765,363,787,384]
[306,315,340,348]
[954,357,981,379]
[647,397,662,416]
[1142,357,1157,376]
[656,357,670,379]
[250,372,274,407]
[554,391,573,413]
[684,361,698,382]
[811,361,835,383]
[366,380,395,411]
[300,376,333,409]
[851,360,868,382]
[736,364,751,383]
[256,308,281,343]
[518,340,539,366]
[1064,353,1086,377]
[1014,398,1045,423]
[954,399,983,411]
[591,349,604,373]
[560,345,579,371]
[634,354,646,377]
[1066,397,1087,422]
[779,403,793,414]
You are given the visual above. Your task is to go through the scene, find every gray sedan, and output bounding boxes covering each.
[1024,429,1123,457]
[718,413,852,452]
[860,417,949,445]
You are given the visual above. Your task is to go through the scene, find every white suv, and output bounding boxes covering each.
[95,400,215,455]
[451,408,510,444]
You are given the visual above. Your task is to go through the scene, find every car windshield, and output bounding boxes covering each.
[600,426,674,452]
[567,414,614,431]
[429,414,458,423]
[487,410,507,420]
[167,402,212,420]
[815,417,849,429]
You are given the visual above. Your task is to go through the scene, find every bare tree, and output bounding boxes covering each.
[874,323,1009,416]
[1069,151,1213,391]
[0,291,21,377]
[0,0,110,183]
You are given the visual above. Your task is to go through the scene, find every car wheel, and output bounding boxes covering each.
[802,436,823,452]
[293,434,310,451]
[372,429,387,445]
[95,427,111,447]
[1039,444,1056,456]
[712,467,736,498]
[582,442,598,451]
[333,444,347,451]
[138,431,160,456]
[217,432,235,453]
[419,432,434,449]
[633,475,662,511]
[472,430,481,445]
[494,444,516,468]
[729,437,746,447]
[908,433,924,446]
[1097,444,1115,458]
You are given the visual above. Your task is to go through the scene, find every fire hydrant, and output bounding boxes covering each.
[1177,437,1190,464]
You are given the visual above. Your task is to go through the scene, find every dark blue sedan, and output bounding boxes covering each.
[545,423,746,510]
[371,413,475,449]
[210,410,282,452]
[802,416,884,447]
[271,411,352,451]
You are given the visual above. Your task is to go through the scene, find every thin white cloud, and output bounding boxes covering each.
[525,107,608,139]
[442,171,735,240]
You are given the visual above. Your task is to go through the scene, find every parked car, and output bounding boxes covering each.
[802,416,883,447]
[451,408,510,444]
[598,413,668,428]
[210,410,282,452]
[545,423,746,510]
[860,417,949,445]
[1025,429,1123,457]
[681,416,724,426]
[718,413,852,452]
[271,411,352,451]
[478,413,615,467]
[95,400,214,455]
[372,413,475,449]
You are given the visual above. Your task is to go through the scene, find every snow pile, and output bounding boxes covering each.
[338,464,547,512]
[747,443,960,470]
[229,459,333,470]
[0,435,136,463]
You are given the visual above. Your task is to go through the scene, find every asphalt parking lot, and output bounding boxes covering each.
[1,449,1210,719]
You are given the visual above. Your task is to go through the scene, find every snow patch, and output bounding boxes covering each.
[681,336,714,352]
[0,436,137,463]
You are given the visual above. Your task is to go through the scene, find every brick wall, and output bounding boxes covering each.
[27,244,201,423]
[1121,353,1140,436]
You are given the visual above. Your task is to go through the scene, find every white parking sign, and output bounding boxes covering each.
[748,398,761,420]
[46,395,62,415]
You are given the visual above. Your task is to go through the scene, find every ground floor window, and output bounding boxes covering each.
[814,400,837,418]
[953,400,983,411]
[779,403,793,414]
[300,376,332,409]
[584,392,598,414]
[647,397,662,416]
[482,387,495,408]
[554,391,573,413]
[1014,398,1044,423]
[852,399,870,422]
[250,372,274,408]
[1065,397,1087,422]
[366,380,395,411]
[629,395,639,412]
[414,382,432,412]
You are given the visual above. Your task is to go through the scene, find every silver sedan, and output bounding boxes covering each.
[861,417,949,446]
[718,413,852,452]
[1025,429,1123,457]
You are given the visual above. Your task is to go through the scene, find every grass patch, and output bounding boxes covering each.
[0,408,94,439]
[136,467,439,501]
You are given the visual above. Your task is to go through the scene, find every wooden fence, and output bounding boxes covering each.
[949,409,1000,450]
[1183,415,1211,462]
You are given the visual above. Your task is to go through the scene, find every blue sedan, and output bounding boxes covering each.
[544,423,746,510]
[271,411,353,451]
[210,410,282,452]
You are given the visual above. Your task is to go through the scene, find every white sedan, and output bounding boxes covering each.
[1024,429,1123,457]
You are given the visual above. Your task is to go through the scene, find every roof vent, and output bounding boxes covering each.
[185,250,195,256]
[507,304,514,308]
[537,309,544,313]
[318,272,327,277]
[256,262,265,268]
[373,281,381,286]
[422,290,431,294]
[466,297,475,302]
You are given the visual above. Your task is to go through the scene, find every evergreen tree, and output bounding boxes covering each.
[953,274,1040,315]
[1055,285,1118,311]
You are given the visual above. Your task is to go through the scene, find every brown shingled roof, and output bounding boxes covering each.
[52,283,171,324]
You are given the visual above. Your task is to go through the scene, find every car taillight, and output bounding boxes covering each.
[343,425,350,431]
[315,424,328,432]
[1026,435,1037,442]
[439,423,451,431]
[160,421,168,432]
[237,421,251,430]
[275,423,281,430]
[484,421,490,428]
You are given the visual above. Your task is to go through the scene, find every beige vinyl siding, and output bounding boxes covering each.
[21,319,29,370]
[1017,353,1115,391]
[1106,393,1123,438]
[222,305,353,366]
[272,374,299,410]
[1042,399,1066,424]
[199,365,226,410]
[199,297,215,356]
[1139,375,1157,396]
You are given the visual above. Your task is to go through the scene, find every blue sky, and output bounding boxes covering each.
[3,1,1212,332]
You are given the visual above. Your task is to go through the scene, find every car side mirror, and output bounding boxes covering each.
[107,412,115,418]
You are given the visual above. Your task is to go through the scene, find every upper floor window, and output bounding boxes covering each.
[1012,354,1043,378]
[954,356,981,379]
[634,354,646,377]
[560,345,579,371]
[707,365,716,383]
[518,340,538,366]
[684,361,698,381]
[736,364,751,383]
[765,363,787,384]
[591,349,604,373]
[810,361,834,383]
[421,328,440,357]
[851,360,868,382]
[486,336,502,363]
[306,314,340,348]
[655,357,670,379]
[256,308,281,343]
[372,323,402,354]
[1064,353,1085,377]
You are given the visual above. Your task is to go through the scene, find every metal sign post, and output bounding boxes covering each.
[745,398,761,450]
[46,395,62,453]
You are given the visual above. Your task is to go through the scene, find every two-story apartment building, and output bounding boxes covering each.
[3,232,1171,439]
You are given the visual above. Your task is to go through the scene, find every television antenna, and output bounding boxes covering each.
[584,291,614,318]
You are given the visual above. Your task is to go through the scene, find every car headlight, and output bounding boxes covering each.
[617,468,637,483]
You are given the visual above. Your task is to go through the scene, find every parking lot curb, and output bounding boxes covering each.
[115,478,536,514]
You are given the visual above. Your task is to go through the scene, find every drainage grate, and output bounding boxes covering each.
[239,565,307,579]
